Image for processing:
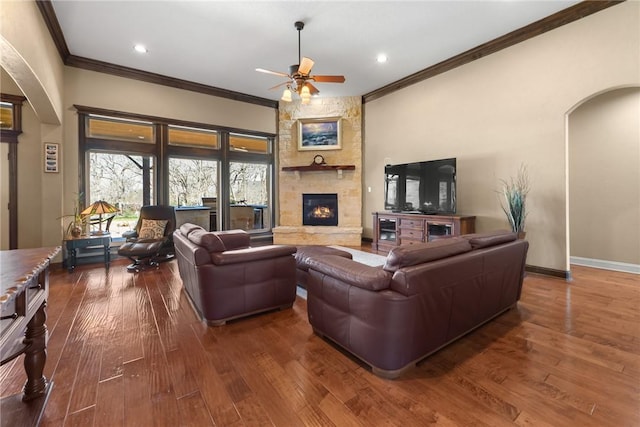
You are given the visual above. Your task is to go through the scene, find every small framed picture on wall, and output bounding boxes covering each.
[298,117,341,151]
[44,143,59,173]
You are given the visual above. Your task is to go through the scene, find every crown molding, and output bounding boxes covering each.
[35,0,70,59]
[65,55,278,108]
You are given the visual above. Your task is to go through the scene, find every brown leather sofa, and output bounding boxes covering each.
[305,230,529,378]
[173,223,298,325]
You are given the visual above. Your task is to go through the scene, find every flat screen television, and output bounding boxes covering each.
[384,158,456,214]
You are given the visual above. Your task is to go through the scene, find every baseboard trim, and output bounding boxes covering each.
[570,257,640,275]
[525,264,571,280]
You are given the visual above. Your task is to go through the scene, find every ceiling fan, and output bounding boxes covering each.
[256,21,345,103]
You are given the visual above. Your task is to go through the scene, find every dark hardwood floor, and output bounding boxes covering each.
[1,249,638,426]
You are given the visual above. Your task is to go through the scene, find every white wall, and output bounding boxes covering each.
[363,2,639,272]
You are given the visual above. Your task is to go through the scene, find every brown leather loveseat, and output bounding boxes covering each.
[305,230,529,378]
[174,223,298,325]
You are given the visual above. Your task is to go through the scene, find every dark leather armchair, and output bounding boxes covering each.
[117,205,176,272]
[173,223,297,325]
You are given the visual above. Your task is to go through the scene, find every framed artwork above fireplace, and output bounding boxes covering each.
[298,117,341,151]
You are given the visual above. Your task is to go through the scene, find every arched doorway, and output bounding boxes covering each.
[566,87,640,274]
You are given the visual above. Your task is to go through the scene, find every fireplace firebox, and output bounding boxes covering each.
[303,193,338,226]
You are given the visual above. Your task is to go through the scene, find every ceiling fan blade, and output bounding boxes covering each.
[305,82,320,95]
[269,81,291,90]
[298,57,314,75]
[311,75,346,83]
[255,68,289,78]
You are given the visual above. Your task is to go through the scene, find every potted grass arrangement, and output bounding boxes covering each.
[58,193,86,238]
[499,164,530,239]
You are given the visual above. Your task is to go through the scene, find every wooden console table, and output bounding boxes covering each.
[0,246,60,427]
[372,211,476,253]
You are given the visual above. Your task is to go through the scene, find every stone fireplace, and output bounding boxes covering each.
[273,96,363,246]
[303,193,338,226]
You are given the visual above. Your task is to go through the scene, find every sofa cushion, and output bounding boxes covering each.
[463,230,517,249]
[215,230,251,250]
[383,237,472,272]
[179,223,204,237]
[138,219,168,239]
[187,229,226,252]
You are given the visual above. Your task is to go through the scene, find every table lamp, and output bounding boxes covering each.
[81,200,118,235]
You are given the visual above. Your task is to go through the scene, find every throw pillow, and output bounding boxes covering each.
[138,219,168,239]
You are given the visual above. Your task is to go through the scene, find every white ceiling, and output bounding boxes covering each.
[51,0,579,102]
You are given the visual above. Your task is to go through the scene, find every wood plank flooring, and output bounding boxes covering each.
[1,250,638,426]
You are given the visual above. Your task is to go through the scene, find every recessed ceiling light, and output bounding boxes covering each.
[376,54,388,63]
[134,44,148,53]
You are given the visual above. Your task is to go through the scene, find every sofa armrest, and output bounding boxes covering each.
[211,245,297,265]
[307,255,391,291]
[122,229,138,241]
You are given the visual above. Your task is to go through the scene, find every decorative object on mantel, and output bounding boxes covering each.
[298,117,341,151]
[313,154,326,165]
[499,164,530,239]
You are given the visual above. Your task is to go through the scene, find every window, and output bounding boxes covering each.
[169,125,218,149]
[88,152,155,236]
[230,133,269,153]
[169,158,218,206]
[77,107,275,236]
[0,102,14,129]
[229,162,270,231]
[87,115,154,143]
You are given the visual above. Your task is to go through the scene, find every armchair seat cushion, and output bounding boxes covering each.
[118,240,164,257]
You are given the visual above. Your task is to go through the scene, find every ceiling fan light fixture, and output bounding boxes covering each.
[256,21,344,101]
[300,85,311,104]
[281,87,292,102]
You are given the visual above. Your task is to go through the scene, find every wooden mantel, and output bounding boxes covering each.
[281,164,355,172]
[281,164,355,178]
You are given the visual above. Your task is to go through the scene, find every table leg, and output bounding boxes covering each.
[22,302,48,402]
[105,241,110,268]
[67,247,76,273]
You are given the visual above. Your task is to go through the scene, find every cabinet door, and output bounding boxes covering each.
[378,218,397,243]
[426,220,454,241]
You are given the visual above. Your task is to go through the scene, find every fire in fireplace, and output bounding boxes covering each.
[303,193,338,226]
